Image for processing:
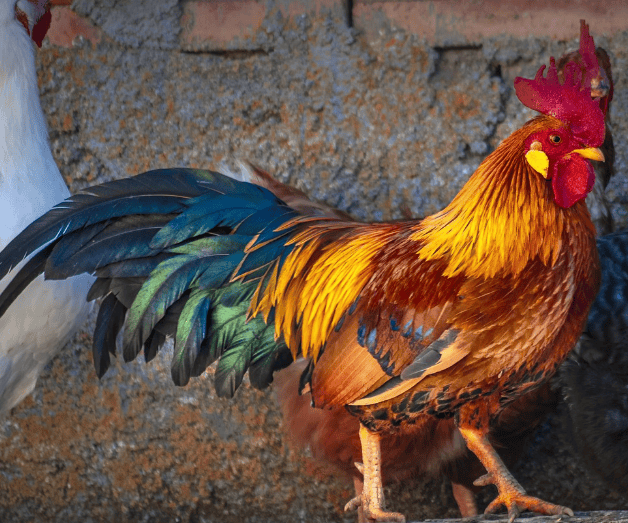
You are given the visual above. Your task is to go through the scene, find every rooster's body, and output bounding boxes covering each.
[269,24,615,520]
[0,0,92,415]
[0,43,606,522]
[266,28,617,517]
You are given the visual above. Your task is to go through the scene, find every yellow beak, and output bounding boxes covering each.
[572,147,605,162]
[525,149,549,178]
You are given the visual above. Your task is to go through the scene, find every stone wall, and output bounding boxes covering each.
[1,1,627,522]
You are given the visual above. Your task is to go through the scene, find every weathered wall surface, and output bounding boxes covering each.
[1,1,628,522]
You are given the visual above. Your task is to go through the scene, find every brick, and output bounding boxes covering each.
[180,0,344,52]
[354,0,628,47]
[47,6,102,48]
[279,0,344,19]
[181,1,267,51]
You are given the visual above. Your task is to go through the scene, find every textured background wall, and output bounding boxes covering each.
[1,1,628,522]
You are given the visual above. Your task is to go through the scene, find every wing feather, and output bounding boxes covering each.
[349,330,470,406]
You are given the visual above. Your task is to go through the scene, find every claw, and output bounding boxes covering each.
[344,494,405,522]
[345,495,362,513]
[484,497,520,523]
[458,425,574,522]
[484,492,574,522]
[345,425,406,522]
[508,508,521,523]
[473,473,493,487]
[366,509,405,522]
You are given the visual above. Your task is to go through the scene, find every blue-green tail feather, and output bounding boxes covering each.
[0,168,332,396]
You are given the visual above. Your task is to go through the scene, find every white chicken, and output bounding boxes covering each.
[0,0,92,415]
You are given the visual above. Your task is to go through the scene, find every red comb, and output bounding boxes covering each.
[15,1,52,48]
[579,19,614,113]
[514,57,605,147]
[579,20,598,88]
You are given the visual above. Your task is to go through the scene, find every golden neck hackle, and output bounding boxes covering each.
[411,116,592,280]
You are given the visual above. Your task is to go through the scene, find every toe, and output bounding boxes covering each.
[473,473,494,487]
[484,496,506,515]
[344,495,362,513]
[507,505,521,523]
[363,507,406,523]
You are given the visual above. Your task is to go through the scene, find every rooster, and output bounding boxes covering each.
[272,20,615,520]
[0,0,93,416]
[0,49,605,522]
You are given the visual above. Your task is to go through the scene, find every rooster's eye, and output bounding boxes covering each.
[549,134,561,144]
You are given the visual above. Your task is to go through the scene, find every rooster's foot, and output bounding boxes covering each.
[484,492,574,523]
[474,473,574,523]
[344,494,405,523]
[347,427,406,522]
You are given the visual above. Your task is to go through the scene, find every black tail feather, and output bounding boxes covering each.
[144,330,166,364]
[92,294,127,378]
[87,278,112,301]
[0,244,55,318]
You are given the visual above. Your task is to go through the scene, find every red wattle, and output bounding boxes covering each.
[31,10,52,48]
[551,154,596,208]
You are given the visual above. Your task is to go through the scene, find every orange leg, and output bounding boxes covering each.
[458,425,574,523]
[451,482,479,517]
[344,424,405,522]
[352,476,367,523]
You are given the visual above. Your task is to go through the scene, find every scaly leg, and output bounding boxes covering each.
[353,476,367,523]
[451,482,479,517]
[344,424,405,522]
[458,425,574,523]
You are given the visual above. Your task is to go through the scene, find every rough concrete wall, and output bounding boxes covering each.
[1,1,628,522]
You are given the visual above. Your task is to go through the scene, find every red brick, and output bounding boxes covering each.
[181,0,344,52]
[47,6,101,48]
[354,0,628,46]
[181,1,266,51]
[281,0,343,19]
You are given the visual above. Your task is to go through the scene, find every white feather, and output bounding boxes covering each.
[0,0,93,415]
[215,159,254,183]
